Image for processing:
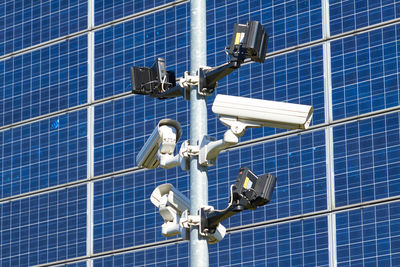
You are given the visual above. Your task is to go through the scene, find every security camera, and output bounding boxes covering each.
[150,183,190,238]
[131,58,177,97]
[136,119,182,169]
[200,167,276,234]
[198,21,269,93]
[212,94,313,131]
[227,21,269,64]
[199,94,313,166]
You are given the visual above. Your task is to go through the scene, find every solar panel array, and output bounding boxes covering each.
[1,0,399,266]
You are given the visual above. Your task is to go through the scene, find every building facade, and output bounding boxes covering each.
[0,0,399,266]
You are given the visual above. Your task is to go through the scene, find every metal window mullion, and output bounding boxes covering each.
[322,0,337,266]
[86,0,95,259]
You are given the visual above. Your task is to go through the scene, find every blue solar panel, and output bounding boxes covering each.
[92,129,326,253]
[206,0,322,55]
[2,0,400,266]
[330,0,400,36]
[0,185,87,266]
[210,45,325,140]
[0,35,88,126]
[333,112,400,207]
[336,201,400,266]
[60,262,87,267]
[209,130,327,228]
[0,0,88,56]
[0,110,87,198]
[211,216,329,266]
[93,95,189,176]
[94,1,324,104]
[93,242,189,266]
[92,170,189,253]
[94,0,177,26]
[92,216,328,266]
[94,4,190,100]
[331,24,400,120]
[93,45,325,176]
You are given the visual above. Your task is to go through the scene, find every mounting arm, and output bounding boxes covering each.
[200,167,277,234]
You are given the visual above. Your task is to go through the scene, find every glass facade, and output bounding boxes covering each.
[1,0,399,266]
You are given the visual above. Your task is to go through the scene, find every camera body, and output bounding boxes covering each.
[212,94,314,130]
[131,58,176,97]
[228,21,269,63]
[136,119,182,169]
[150,183,190,237]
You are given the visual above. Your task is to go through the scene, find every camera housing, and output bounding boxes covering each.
[131,58,176,97]
[150,183,190,238]
[228,21,269,63]
[212,94,313,130]
[136,119,182,169]
[200,167,276,235]
[231,167,276,210]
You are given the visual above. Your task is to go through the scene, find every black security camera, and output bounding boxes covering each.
[199,21,269,93]
[200,167,276,234]
[227,21,269,64]
[130,58,178,98]
[130,21,269,99]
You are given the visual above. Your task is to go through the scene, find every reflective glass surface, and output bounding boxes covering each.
[93,216,329,267]
[333,112,400,207]
[94,0,176,26]
[330,0,400,36]
[93,130,326,253]
[336,201,400,266]
[0,185,87,266]
[0,35,88,126]
[0,110,87,198]
[0,0,88,56]
[331,25,400,120]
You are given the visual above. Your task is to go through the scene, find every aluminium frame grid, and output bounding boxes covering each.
[0,0,398,267]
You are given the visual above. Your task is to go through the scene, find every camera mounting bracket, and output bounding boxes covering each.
[179,210,200,228]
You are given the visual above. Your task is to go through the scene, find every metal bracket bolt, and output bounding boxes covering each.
[180,210,200,229]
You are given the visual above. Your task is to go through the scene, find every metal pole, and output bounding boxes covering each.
[189,0,208,266]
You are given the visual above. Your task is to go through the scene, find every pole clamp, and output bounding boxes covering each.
[180,210,200,229]
[179,71,199,88]
[179,140,199,156]
[186,144,200,156]
[178,67,215,97]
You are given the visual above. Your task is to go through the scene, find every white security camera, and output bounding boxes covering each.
[199,94,313,166]
[150,183,190,237]
[212,94,313,131]
[136,119,182,169]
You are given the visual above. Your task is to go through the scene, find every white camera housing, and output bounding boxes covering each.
[199,94,314,166]
[136,119,182,169]
[150,183,190,237]
[212,94,313,130]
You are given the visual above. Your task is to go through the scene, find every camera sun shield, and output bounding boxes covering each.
[199,167,277,239]
[228,21,269,63]
[130,58,176,97]
[232,167,276,210]
[130,66,158,95]
[252,173,277,207]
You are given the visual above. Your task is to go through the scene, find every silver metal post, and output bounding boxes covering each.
[189,0,209,266]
